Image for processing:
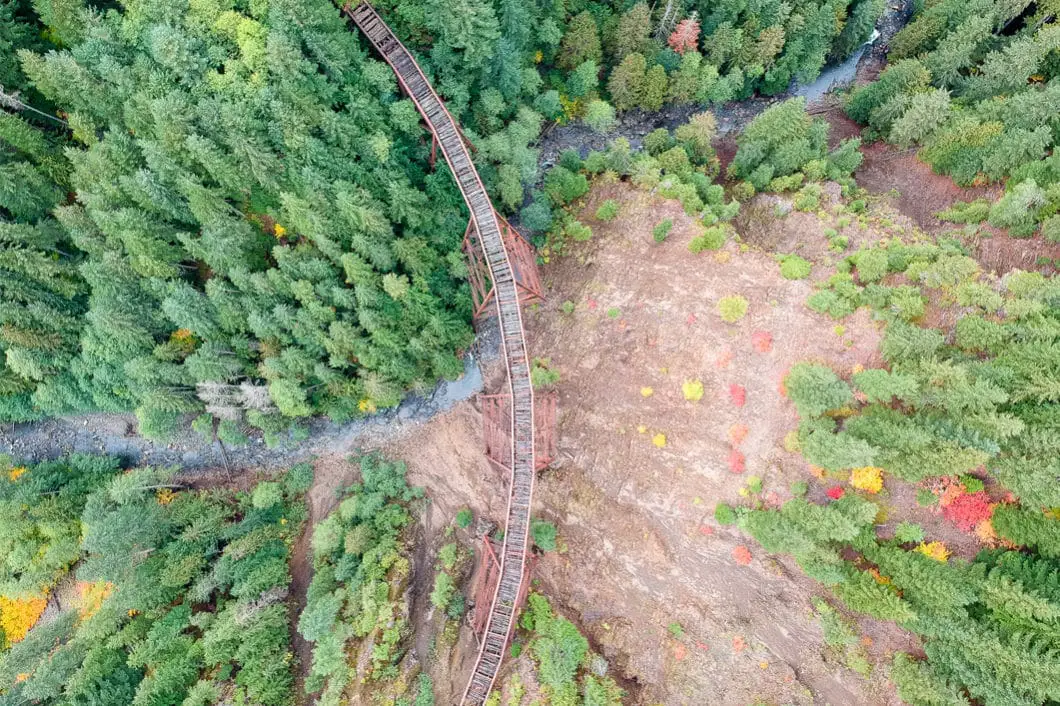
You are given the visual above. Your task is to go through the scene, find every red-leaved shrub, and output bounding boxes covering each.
[942,491,994,531]
[729,383,746,406]
[727,448,746,473]
[732,545,753,565]
[728,423,749,445]
[751,330,773,353]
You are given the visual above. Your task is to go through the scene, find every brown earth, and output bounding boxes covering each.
[818,107,1060,275]
[514,182,906,705]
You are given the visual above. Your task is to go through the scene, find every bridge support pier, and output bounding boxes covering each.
[480,390,556,474]
[469,535,534,639]
[464,214,544,323]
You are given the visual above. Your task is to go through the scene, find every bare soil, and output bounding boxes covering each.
[818,107,1060,275]
[516,182,904,705]
[853,140,1002,233]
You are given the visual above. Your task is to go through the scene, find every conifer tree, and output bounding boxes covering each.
[608,53,649,112]
[612,3,652,62]
[558,11,602,70]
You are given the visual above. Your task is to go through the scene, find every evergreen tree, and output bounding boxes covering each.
[640,63,669,111]
[558,11,602,70]
[608,53,649,112]
[612,3,652,63]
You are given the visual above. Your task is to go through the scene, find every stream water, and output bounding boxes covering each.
[796,30,882,104]
[536,2,908,168]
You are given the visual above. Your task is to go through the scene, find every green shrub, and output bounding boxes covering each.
[652,219,673,243]
[217,418,249,447]
[531,358,561,388]
[455,507,473,528]
[413,673,435,706]
[1042,215,1060,243]
[784,363,853,417]
[544,166,590,206]
[890,653,970,706]
[446,592,466,620]
[715,503,737,525]
[565,219,593,242]
[630,154,662,189]
[658,146,693,178]
[779,255,812,280]
[768,172,805,192]
[852,368,918,404]
[531,519,558,552]
[284,463,315,495]
[937,199,991,224]
[192,413,214,440]
[717,295,749,323]
[688,224,728,252]
[644,128,674,155]
[992,505,1060,558]
[438,543,459,571]
[853,249,889,283]
[794,184,822,212]
[523,593,619,703]
[814,598,871,676]
[954,315,1005,353]
[430,571,456,610]
[583,150,608,174]
[584,99,617,134]
[733,181,756,202]
[893,522,925,544]
[989,180,1046,237]
[558,149,584,172]
[252,481,284,509]
[595,199,619,221]
[807,289,857,319]
[521,197,554,232]
[916,489,936,507]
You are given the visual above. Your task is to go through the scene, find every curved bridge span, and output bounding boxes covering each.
[344,3,538,702]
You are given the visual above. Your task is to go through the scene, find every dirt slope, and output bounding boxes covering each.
[515,183,904,705]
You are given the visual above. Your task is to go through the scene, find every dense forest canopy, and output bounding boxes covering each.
[846,0,1060,238]
[0,0,881,439]
[0,456,312,705]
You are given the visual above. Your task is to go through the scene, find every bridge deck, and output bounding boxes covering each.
[344,3,537,703]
